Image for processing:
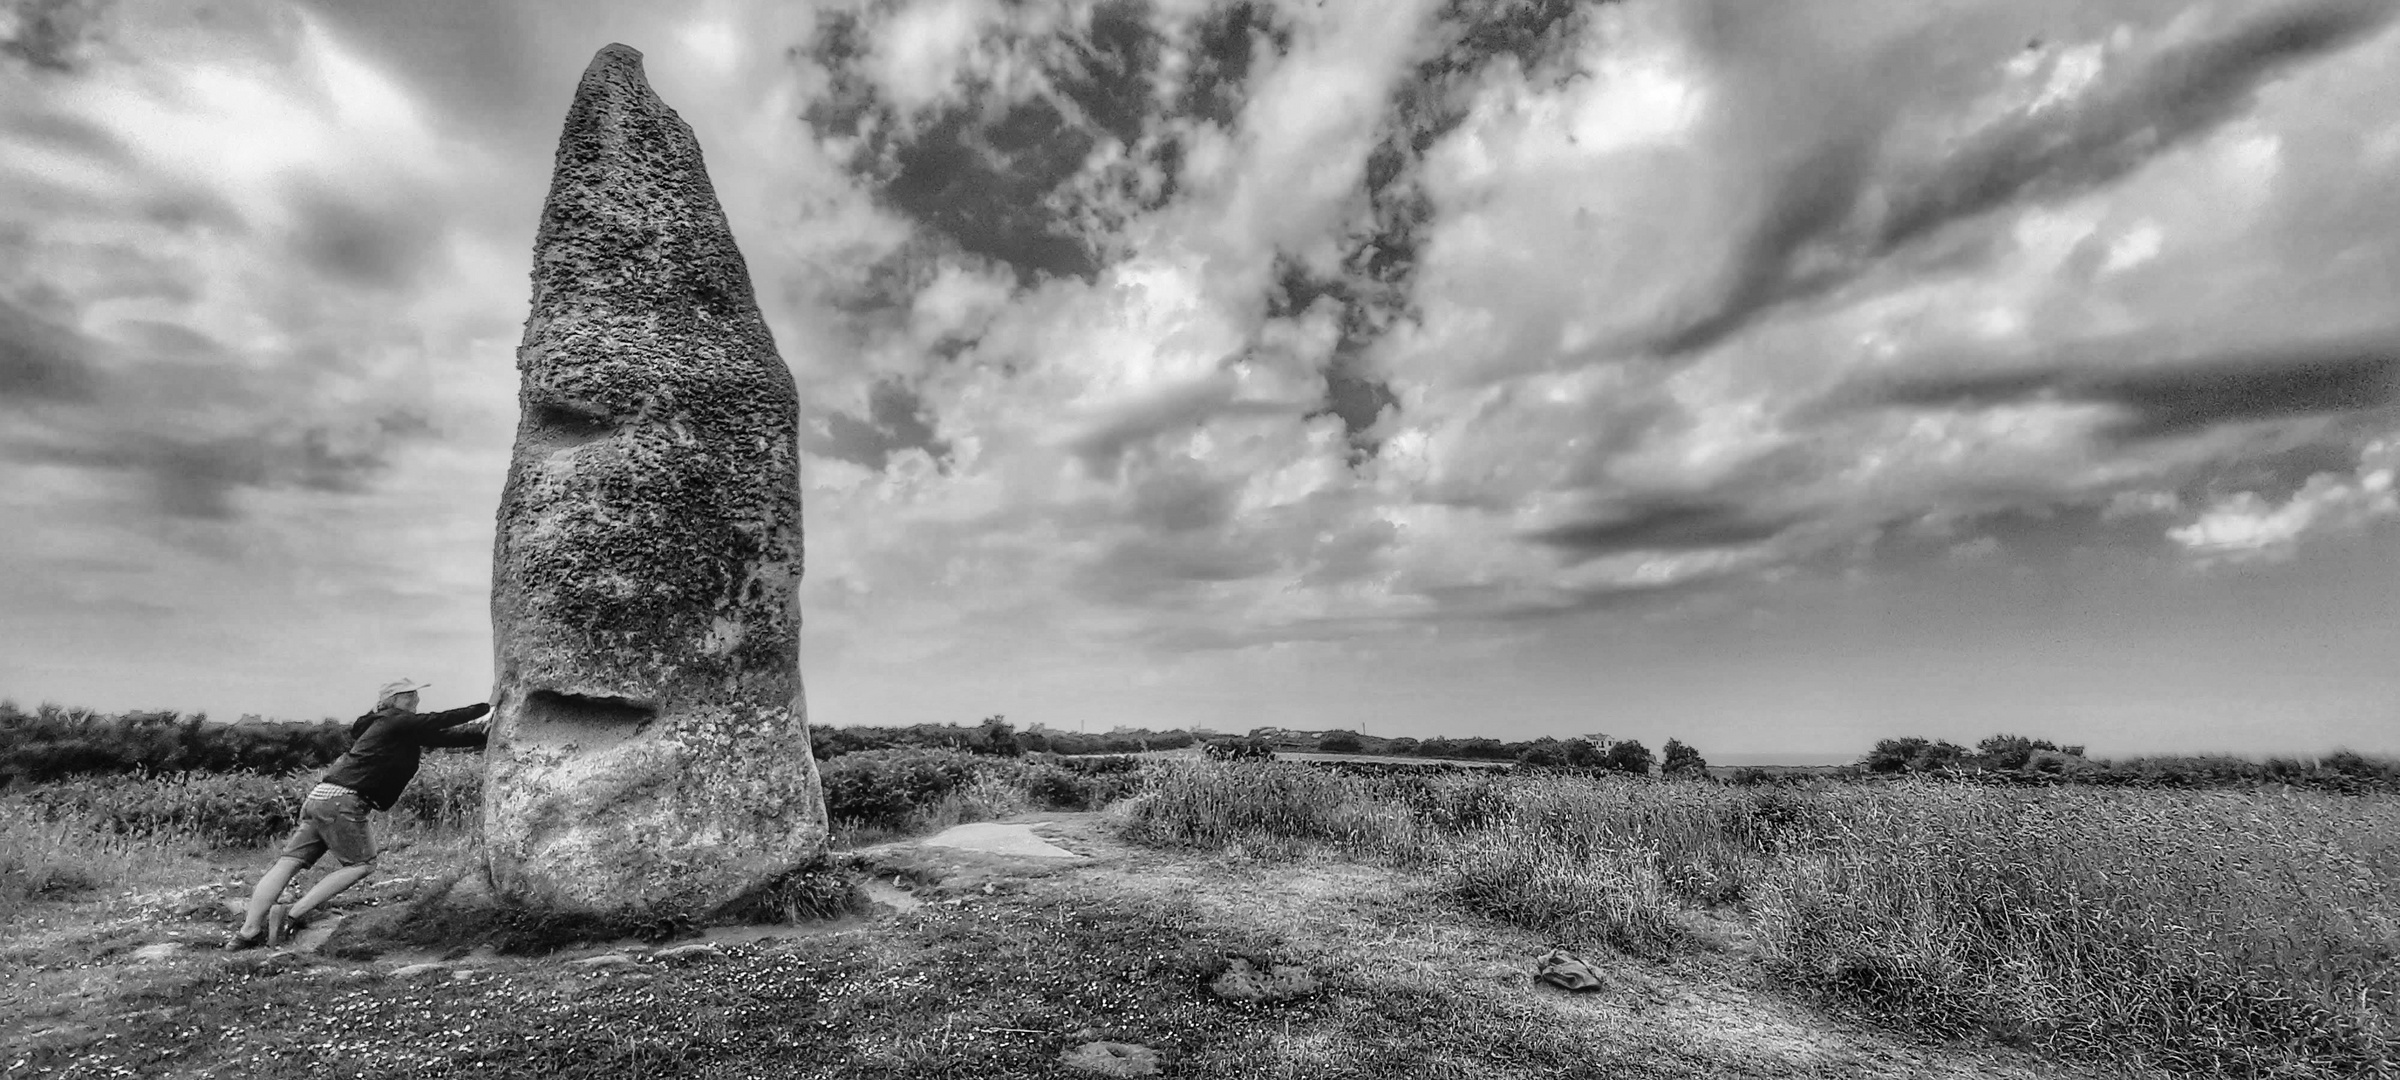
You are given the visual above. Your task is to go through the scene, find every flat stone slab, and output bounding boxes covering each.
[917,823,1084,859]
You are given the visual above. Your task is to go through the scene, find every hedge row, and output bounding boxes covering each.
[0,749,1144,848]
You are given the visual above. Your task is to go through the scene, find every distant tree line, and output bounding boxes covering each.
[1860,732,2400,793]
[0,703,350,788]
[0,704,1198,786]
[10,701,2390,794]
[1241,727,1710,777]
[810,716,1200,760]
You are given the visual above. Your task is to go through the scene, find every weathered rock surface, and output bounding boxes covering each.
[486,42,825,918]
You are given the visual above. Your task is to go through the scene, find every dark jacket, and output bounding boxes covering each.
[319,702,491,811]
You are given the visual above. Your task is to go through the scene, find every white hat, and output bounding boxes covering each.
[376,679,431,707]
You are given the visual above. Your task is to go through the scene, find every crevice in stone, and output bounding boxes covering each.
[515,689,657,753]
[529,399,622,449]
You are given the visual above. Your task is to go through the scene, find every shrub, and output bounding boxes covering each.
[818,748,980,831]
[1974,733,2059,771]
[1203,737,1276,761]
[1863,737,1972,774]
[1016,756,1146,810]
[1602,739,1654,776]
[1661,738,1707,778]
[1514,737,1566,767]
[973,715,1023,758]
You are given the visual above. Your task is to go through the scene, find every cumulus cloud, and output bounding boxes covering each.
[2169,438,2400,559]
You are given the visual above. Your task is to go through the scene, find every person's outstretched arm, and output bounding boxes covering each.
[422,722,489,750]
[392,701,491,742]
[422,702,492,729]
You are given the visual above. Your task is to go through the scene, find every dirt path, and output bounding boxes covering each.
[848,813,2140,1080]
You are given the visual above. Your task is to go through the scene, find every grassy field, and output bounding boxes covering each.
[4,754,2396,1077]
[1119,762,2400,1076]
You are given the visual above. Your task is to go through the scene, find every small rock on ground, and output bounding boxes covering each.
[130,943,183,963]
[389,963,449,979]
[1060,1041,1160,1077]
[568,952,641,969]
[655,942,723,963]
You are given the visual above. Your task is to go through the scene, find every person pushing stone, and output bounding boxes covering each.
[226,679,491,949]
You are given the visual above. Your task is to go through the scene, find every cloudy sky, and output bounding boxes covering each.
[4,0,2397,760]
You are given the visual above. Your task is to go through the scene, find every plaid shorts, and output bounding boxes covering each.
[277,784,377,868]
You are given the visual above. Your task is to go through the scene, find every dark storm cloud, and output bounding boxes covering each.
[1176,1,1288,129]
[11,410,435,519]
[1053,0,1159,146]
[1269,258,1404,461]
[0,295,101,402]
[0,301,434,521]
[1524,495,1797,557]
[1874,0,2395,253]
[1317,357,1398,454]
[1125,461,1238,534]
[1866,337,2400,441]
[2188,439,2361,502]
[4,106,130,163]
[287,183,442,291]
[805,5,1178,285]
[1651,131,1881,356]
[1656,0,2396,357]
[1251,0,1589,460]
[813,379,953,472]
[1,0,105,72]
[882,101,1101,281]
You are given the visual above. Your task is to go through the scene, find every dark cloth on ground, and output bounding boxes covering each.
[319,702,491,811]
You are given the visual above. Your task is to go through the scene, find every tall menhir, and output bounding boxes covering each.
[486,44,825,917]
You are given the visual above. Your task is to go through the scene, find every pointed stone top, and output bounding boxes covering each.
[529,37,763,332]
[582,44,644,88]
[564,43,656,136]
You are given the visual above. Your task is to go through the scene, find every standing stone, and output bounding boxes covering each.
[485,43,824,917]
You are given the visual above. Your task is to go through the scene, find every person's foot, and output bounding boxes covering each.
[224,927,265,951]
[265,904,293,946]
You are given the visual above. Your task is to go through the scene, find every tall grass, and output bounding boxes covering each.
[1117,764,1771,952]
[1757,783,2400,1075]
[0,804,184,913]
[1118,761,2400,1076]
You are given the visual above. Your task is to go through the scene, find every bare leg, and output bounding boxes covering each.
[289,860,374,919]
[241,857,309,936]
